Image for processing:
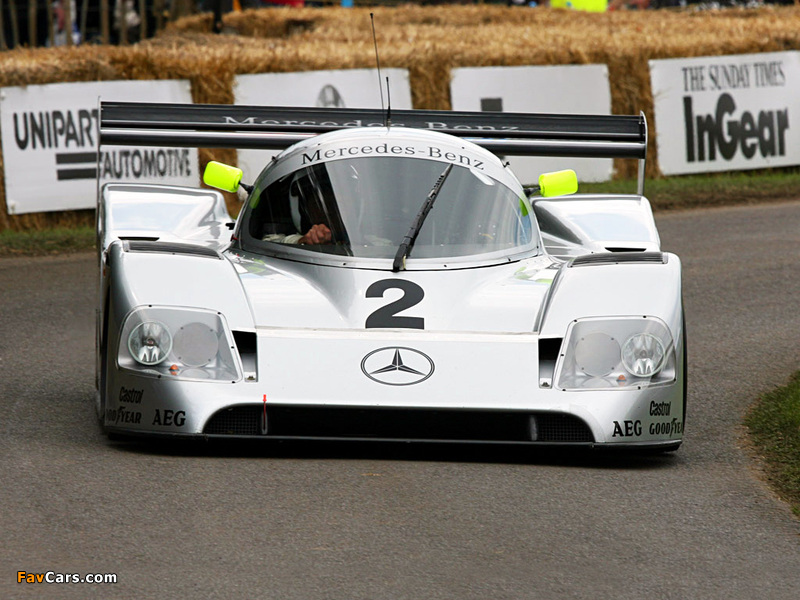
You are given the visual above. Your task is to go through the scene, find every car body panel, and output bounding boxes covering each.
[534,195,661,259]
[99,184,232,253]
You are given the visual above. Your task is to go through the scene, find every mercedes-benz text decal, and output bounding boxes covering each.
[361,347,435,386]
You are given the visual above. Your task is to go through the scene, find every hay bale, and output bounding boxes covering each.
[2,5,800,231]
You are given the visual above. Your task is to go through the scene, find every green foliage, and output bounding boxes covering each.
[0,227,95,257]
[745,372,800,516]
[581,171,800,211]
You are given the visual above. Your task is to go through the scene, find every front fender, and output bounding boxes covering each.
[539,252,683,340]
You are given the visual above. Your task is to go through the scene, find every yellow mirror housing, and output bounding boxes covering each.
[538,169,578,198]
[204,161,243,193]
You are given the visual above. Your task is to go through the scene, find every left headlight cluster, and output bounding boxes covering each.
[119,307,241,382]
[556,317,676,391]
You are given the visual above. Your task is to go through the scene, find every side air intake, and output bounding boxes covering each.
[570,252,666,267]
[123,240,221,259]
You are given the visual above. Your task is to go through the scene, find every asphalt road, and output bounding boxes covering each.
[1,201,799,599]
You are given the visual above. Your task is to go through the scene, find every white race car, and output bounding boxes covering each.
[96,102,685,450]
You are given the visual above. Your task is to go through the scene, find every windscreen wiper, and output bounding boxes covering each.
[392,163,453,272]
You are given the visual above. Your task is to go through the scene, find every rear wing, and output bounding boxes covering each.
[100,102,648,194]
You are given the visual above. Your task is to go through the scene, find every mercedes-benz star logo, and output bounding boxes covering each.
[361,347,435,386]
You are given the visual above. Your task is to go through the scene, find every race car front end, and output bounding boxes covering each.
[100,242,684,451]
[105,324,685,450]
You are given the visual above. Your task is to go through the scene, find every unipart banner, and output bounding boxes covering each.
[1,80,197,215]
[234,69,412,183]
[450,65,612,184]
[650,52,800,175]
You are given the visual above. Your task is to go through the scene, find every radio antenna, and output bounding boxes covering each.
[370,13,389,128]
[385,76,392,127]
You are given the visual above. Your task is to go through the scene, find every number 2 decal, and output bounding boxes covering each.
[365,279,425,329]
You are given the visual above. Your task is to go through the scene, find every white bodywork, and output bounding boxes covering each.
[97,127,685,449]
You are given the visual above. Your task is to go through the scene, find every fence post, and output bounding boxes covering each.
[0,1,6,50]
[100,0,109,44]
[154,0,163,32]
[119,0,128,45]
[80,0,88,43]
[8,0,20,47]
[63,0,72,45]
[47,0,55,44]
[28,0,36,47]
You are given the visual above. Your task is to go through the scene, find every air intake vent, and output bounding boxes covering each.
[535,414,594,442]
[203,406,594,444]
[123,240,221,259]
[570,252,666,267]
[604,247,645,253]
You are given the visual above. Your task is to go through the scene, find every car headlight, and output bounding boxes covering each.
[128,321,172,366]
[621,333,665,377]
[119,307,241,382]
[555,317,675,391]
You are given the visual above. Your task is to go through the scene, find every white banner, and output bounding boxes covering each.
[1,80,197,215]
[450,65,612,184]
[650,52,800,175]
[234,69,412,182]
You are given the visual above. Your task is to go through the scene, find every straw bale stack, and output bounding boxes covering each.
[2,5,800,231]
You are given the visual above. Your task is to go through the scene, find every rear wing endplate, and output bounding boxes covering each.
[100,102,648,194]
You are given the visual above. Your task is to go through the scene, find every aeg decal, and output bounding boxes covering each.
[612,420,642,438]
[152,409,186,427]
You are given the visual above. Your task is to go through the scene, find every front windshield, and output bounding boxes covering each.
[244,156,535,262]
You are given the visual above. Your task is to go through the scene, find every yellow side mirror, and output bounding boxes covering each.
[538,169,578,197]
[204,161,243,193]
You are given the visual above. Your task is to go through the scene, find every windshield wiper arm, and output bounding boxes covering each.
[392,163,453,272]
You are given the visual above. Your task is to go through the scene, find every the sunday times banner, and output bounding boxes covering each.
[650,52,800,175]
[450,65,612,183]
[234,69,412,183]
[1,80,197,215]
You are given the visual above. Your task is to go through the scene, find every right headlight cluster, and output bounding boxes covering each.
[555,317,676,391]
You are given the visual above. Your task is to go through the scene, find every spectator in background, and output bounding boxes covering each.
[205,0,305,35]
[258,0,305,5]
[210,0,235,33]
[51,0,81,46]
[115,0,141,41]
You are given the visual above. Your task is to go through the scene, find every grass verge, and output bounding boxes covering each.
[581,170,800,211]
[0,226,95,257]
[744,373,800,517]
